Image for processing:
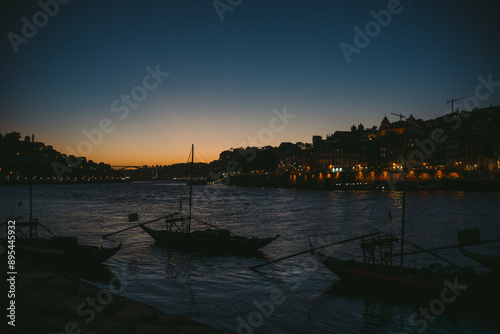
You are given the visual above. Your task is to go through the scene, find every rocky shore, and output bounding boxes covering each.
[2,260,231,334]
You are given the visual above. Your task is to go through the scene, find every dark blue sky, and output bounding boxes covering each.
[1,0,499,164]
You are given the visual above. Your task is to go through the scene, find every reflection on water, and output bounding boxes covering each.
[1,182,499,333]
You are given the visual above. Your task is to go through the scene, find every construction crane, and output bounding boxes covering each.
[446,97,466,114]
[391,112,406,121]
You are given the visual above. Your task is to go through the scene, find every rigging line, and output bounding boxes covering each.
[37,188,48,220]
[353,202,378,257]
[9,184,24,218]
[73,193,107,232]
[194,146,208,164]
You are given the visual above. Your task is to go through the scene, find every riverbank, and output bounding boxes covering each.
[226,173,500,191]
[3,173,500,191]
[0,179,132,185]
[1,259,231,334]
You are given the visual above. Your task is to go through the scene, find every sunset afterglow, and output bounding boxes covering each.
[1,1,499,165]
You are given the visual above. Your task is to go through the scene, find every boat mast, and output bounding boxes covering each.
[401,120,407,270]
[188,144,194,233]
[29,134,34,225]
[391,113,407,270]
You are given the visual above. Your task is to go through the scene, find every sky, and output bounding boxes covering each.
[1,0,500,165]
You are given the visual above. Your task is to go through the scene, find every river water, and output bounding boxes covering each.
[1,182,499,333]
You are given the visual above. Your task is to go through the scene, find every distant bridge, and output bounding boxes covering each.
[110,165,147,171]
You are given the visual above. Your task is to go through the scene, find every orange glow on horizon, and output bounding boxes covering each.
[42,110,310,167]
[87,148,221,166]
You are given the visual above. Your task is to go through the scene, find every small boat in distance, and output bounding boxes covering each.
[139,144,279,254]
[186,177,208,185]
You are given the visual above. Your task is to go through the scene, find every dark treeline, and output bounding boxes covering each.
[0,132,306,182]
[0,132,120,182]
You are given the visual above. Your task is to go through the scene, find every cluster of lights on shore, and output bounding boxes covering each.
[328,165,368,173]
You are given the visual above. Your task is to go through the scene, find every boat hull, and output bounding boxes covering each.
[459,247,500,271]
[314,250,500,319]
[1,237,122,267]
[313,251,458,291]
[140,225,278,254]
